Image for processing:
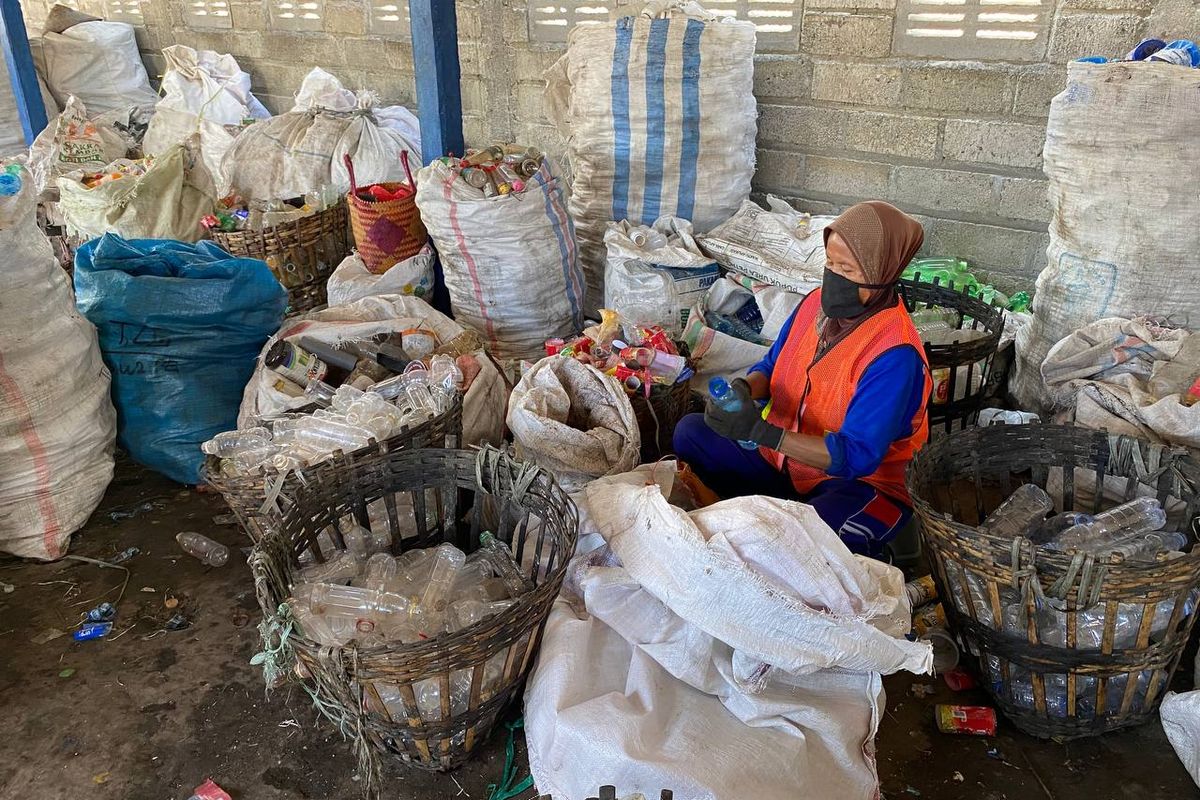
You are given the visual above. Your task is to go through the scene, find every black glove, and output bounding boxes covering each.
[703,378,786,451]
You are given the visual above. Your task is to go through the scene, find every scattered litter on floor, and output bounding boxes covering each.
[909,683,936,698]
[58,668,75,678]
[109,547,140,564]
[952,771,964,782]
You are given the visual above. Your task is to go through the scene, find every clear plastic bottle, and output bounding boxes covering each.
[289,583,416,647]
[1029,511,1093,545]
[420,544,467,614]
[429,353,465,391]
[176,531,229,567]
[979,484,1054,540]
[1048,497,1166,553]
[202,427,272,457]
[447,598,515,632]
[477,532,532,597]
[296,549,362,586]
[359,552,398,591]
[708,377,757,450]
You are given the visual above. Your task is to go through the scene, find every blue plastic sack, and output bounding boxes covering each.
[74,234,287,484]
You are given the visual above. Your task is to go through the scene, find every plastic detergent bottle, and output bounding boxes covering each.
[708,377,758,451]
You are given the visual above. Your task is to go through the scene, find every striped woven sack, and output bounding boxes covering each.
[345,151,427,275]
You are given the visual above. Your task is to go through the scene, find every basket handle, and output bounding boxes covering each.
[401,149,416,190]
[343,154,359,196]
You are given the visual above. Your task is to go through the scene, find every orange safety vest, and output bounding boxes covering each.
[763,290,931,504]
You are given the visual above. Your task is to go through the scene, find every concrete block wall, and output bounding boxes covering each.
[47,0,1200,290]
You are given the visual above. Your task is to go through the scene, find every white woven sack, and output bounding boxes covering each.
[700,196,832,294]
[39,21,157,114]
[506,358,640,492]
[326,246,436,306]
[545,0,756,313]
[1013,62,1200,411]
[415,159,585,361]
[0,165,115,560]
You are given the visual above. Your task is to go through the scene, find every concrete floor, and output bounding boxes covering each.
[1,457,1198,800]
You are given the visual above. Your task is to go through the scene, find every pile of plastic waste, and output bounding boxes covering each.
[202,184,341,233]
[287,529,532,720]
[904,257,1029,312]
[202,354,463,476]
[1078,37,1200,67]
[932,485,1196,717]
[542,309,692,396]
[436,143,546,197]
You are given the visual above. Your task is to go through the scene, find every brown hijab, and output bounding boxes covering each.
[818,201,924,354]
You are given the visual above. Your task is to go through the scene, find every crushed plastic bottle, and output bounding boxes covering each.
[979,484,1054,540]
[176,531,229,567]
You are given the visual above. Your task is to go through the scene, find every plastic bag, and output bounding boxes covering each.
[0,164,115,560]
[326,246,435,306]
[27,95,127,193]
[74,235,287,484]
[415,159,585,361]
[603,217,719,335]
[506,357,640,492]
[1161,690,1200,789]
[700,197,833,293]
[57,141,216,242]
[38,20,158,114]
[545,1,757,312]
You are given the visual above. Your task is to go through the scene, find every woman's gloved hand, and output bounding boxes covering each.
[703,378,786,450]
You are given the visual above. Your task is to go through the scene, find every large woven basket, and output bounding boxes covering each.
[630,379,693,462]
[898,277,1004,435]
[209,201,351,315]
[202,392,463,540]
[249,446,578,796]
[909,424,1200,739]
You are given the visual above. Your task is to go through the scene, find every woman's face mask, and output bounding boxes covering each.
[821,268,867,319]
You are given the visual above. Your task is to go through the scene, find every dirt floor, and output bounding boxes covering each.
[1,457,1198,800]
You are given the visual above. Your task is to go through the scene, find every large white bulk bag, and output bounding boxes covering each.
[545,0,757,313]
[415,159,586,361]
[1012,62,1200,411]
[39,20,158,115]
[0,165,115,560]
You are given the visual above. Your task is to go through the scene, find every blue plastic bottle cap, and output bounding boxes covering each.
[1126,38,1166,61]
[708,376,730,399]
[0,174,21,196]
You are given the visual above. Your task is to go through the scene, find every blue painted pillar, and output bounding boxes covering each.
[409,0,464,164]
[0,0,46,145]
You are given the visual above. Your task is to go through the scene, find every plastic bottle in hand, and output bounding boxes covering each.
[708,377,758,451]
[979,484,1054,540]
[477,532,532,597]
[176,531,229,567]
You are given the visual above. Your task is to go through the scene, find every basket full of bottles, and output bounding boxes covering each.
[898,274,1005,435]
[206,186,350,315]
[201,334,466,540]
[909,423,1200,739]
[248,445,578,793]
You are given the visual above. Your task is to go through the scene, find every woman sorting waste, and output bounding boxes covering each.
[674,201,931,558]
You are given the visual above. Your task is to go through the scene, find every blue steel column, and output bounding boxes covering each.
[409,0,464,164]
[0,0,46,145]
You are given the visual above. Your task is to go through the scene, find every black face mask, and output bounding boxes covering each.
[821,268,868,319]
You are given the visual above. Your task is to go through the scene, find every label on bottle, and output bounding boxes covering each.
[905,575,939,609]
[270,342,328,386]
[912,602,947,637]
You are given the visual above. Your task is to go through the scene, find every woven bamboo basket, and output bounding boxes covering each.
[909,424,1200,739]
[345,152,427,273]
[249,446,578,796]
[209,201,350,315]
[202,392,463,541]
[898,277,1005,435]
[629,379,693,462]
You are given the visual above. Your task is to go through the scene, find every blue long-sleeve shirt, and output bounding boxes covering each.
[748,308,927,480]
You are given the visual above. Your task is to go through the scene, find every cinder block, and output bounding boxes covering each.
[514,48,563,82]
[341,37,387,70]
[752,149,807,194]
[261,31,344,67]
[804,155,892,199]
[801,12,893,58]
[358,70,416,106]
[249,61,314,96]
[383,39,414,71]
[943,120,1045,170]
[753,57,810,100]
[810,62,902,106]
[1048,12,1147,61]
[230,1,266,30]
[1063,0,1153,11]
[904,65,1013,114]
[758,104,938,160]
[1013,67,1067,118]
[515,82,549,125]
[324,2,368,36]
[997,177,1051,223]
[460,76,488,116]
[922,219,1048,280]
[806,0,896,9]
[892,166,995,215]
